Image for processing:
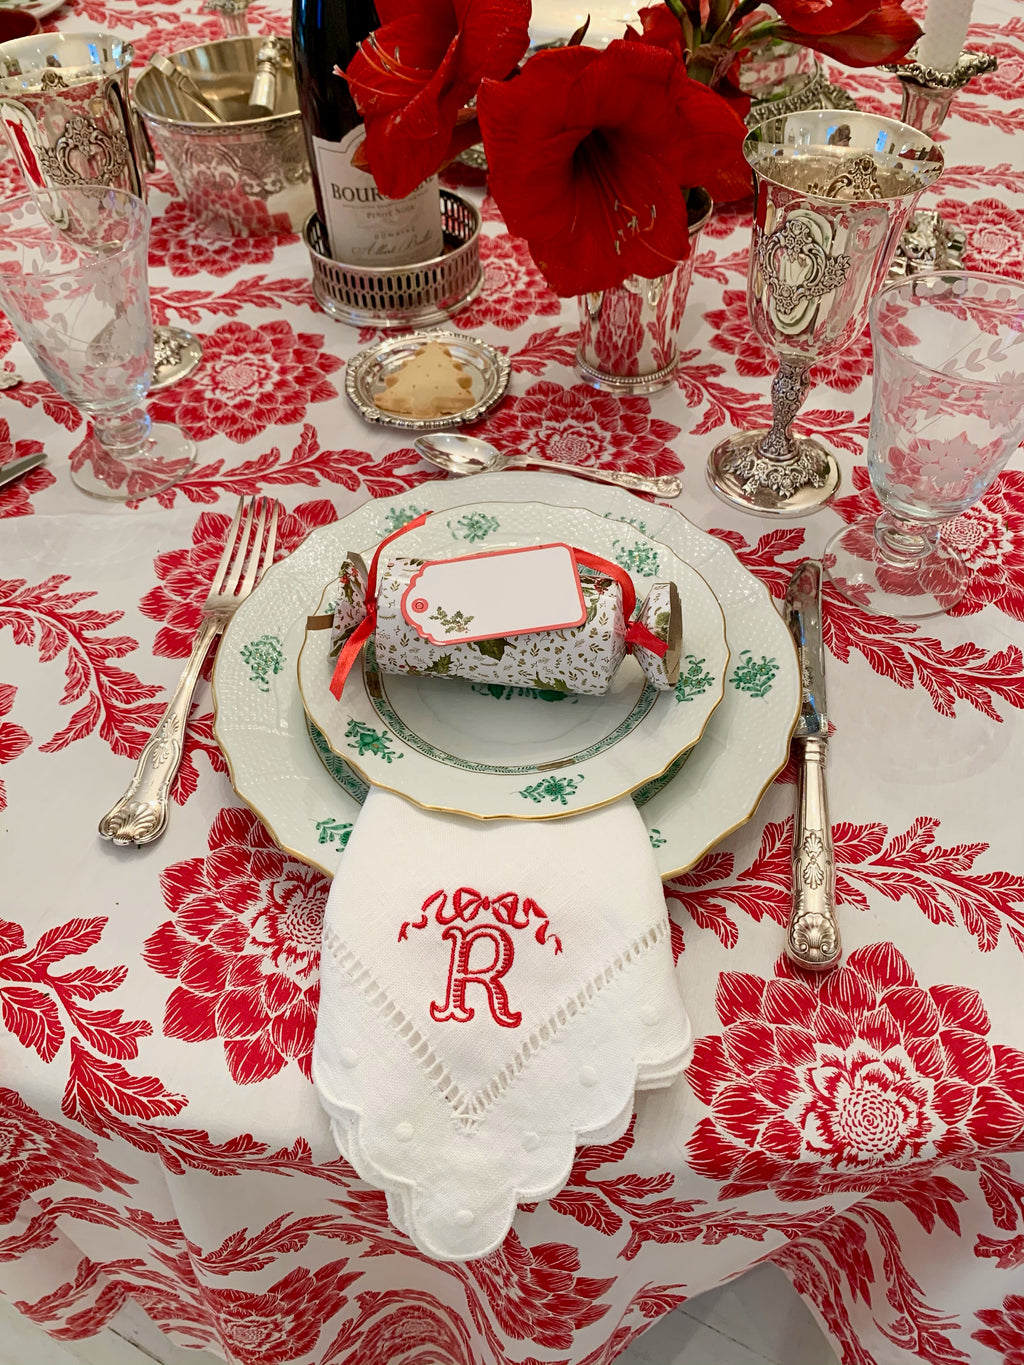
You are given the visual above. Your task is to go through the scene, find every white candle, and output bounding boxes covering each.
[916,0,974,70]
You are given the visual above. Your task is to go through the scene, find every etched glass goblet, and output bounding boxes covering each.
[707,109,944,518]
[0,187,196,500]
[824,272,1024,618]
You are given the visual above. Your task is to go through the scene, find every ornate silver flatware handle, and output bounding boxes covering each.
[511,457,681,498]
[786,736,841,971]
[98,618,222,846]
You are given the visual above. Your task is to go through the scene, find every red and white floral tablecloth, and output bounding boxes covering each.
[3,0,1024,1360]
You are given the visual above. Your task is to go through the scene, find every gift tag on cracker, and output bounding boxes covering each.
[401,544,587,646]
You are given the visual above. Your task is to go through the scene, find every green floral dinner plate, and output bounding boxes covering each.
[213,471,799,876]
[295,502,729,820]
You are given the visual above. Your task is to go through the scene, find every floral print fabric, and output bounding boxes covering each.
[2,0,1024,1358]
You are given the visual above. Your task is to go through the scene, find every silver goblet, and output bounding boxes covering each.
[707,110,944,518]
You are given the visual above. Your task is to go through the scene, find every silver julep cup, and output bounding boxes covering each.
[575,189,713,395]
[0,33,146,202]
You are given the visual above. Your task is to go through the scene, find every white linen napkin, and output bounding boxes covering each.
[313,787,693,1261]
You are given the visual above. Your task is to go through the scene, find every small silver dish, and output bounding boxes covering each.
[345,330,510,432]
[134,36,313,236]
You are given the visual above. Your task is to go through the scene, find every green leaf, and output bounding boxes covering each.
[473,637,511,661]
[580,583,602,625]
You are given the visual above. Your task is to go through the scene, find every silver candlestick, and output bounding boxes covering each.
[884,48,997,277]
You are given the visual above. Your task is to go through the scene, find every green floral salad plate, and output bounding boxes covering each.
[295,502,729,820]
[213,472,799,876]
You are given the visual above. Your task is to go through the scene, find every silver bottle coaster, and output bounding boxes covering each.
[151,325,204,390]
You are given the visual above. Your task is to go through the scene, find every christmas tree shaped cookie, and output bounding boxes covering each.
[374,342,475,419]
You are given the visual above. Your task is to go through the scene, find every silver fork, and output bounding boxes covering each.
[99,495,280,846]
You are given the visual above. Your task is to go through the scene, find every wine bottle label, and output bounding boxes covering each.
[313,128,444,267]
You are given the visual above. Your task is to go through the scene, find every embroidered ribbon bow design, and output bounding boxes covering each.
[399,888,561,1029]
[399,887,562,954]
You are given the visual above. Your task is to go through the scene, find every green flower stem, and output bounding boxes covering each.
[730,18,779,48]
[708,0,737,39]
[688,44,738,85]
[673,8,696,52]
[730,0,767,29]
[687,53,717,84]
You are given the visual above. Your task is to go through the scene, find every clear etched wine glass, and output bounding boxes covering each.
[825,271,1024,617]
[0,186,196,500]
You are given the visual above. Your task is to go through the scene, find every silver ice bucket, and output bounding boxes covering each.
[133,36,313,236]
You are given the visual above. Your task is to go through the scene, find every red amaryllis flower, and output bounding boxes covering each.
[772,0,922,66]
[478,40,749,296]
[343,0,531,200]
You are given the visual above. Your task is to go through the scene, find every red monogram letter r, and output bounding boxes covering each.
[430,924,522,1028]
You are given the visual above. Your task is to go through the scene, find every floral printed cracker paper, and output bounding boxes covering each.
[321,551,682,698]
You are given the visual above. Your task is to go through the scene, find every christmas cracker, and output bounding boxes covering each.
[321,552,681,698]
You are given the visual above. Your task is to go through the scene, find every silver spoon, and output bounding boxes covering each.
[414,432,682,499]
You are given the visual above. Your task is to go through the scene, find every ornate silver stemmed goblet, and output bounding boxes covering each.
[707,110,945,518]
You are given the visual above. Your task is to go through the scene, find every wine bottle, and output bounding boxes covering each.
[291,0,443,267]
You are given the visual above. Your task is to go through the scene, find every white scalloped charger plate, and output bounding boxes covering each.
[296,502,728,820]
[213,472,799,877]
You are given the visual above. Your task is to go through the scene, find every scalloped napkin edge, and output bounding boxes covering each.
[312,787,693,1261]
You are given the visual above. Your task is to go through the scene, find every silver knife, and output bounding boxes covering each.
[0,452,46,490]
[781,560,840,972]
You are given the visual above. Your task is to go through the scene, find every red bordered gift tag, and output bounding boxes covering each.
[400,543,586,647]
